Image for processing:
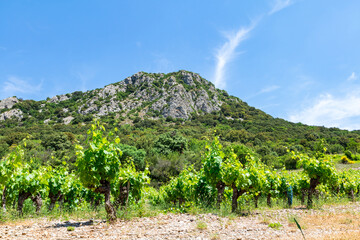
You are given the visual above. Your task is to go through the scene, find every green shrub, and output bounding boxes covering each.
[67,226,75,231]
[268,222,282,230]
[344,150,353,160]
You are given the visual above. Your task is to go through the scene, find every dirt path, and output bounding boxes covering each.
[1,202,359,239]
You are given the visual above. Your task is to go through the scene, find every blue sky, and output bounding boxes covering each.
[1,0,360,130]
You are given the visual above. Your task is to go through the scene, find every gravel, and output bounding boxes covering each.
[1,202,359,240]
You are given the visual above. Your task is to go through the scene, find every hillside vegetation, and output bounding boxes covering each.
[0,71,359,224]
[0,71,359,174]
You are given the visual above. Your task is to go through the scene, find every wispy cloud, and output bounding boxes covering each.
[213,0,294,90]
[259,85,280,94]
[269,0,293,15]
[213,24,255,89]
[76,72,90,92]
[259,102,280,110]
[72,65,97,92]
[153,54,173,73]
[347,72,357,81]
[136,41,142,48]
[212,0,294,90]
[2,76,42,97]
[246,85,280,100]
[288,76,360,130]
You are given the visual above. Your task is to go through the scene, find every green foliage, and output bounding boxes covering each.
[344,150,353,160]
[126,84,136,94]
[341,156,351,164]
[71,91,83,101]
[75,121,124,221]
[2,71,360,218]
[193,173,216,206]
[0,124,360,221]
[295,151,338,208]
[118,144,146,170]
[114,163,150,202]
[202,136,224,187]
[0,144,24,186]
[48,165,68,197]
[148,153,185,183]
[154,131,188,155]
[3,132,28,146]
[228,144,254,165]
[263,170,281,199]
[7,164,50,202]
[268,222,282,230]
[0,142,9,159]
[61,173,85,210]
[222,160,244,190]
[284,154,300,170]
[1,71,360,178]
[13,100,41,114]
[241,160,266,195]
[41,132,72,151]
[296,152,336,183]
[76,121,122,189]
[162,167,197,205]
[337,169,359,199]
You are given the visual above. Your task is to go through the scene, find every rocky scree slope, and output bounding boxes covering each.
[0,71,252,125]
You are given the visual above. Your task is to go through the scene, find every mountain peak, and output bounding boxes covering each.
[0,71,237,125]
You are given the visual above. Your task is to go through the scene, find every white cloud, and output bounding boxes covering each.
[2,76,42,97]
[269,0,293,15]
[213,24,255,89]
[347,72,357,81]
[212,1,293,90]
[289,89,360,130]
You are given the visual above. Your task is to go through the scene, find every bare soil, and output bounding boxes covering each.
[1,202,359,240]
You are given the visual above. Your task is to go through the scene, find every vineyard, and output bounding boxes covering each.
[0,121,359,226]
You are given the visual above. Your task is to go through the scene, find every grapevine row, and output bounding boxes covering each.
[0,124,359,222]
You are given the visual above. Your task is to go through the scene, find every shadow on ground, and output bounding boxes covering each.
[48,220,106,228]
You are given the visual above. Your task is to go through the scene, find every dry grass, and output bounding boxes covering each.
[297,209,360,240]
[302,212,360,230]
[311,231,360,240]
[1,203,360,239]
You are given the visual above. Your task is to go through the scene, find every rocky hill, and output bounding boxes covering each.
[1,70,360,171]
[0,70,259,125]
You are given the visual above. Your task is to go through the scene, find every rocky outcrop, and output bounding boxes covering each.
[98,100,122,116]
[0,70,226,123]
[63,116,74,125]
[98,84,122,98]
[71,71,222,120]
[0,109,23,121]
[0,97,19,110]
[113,71,222,119]
[48,94,69,103]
